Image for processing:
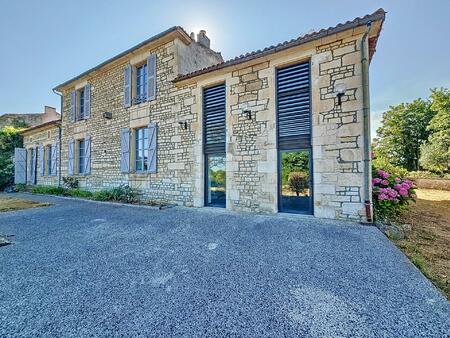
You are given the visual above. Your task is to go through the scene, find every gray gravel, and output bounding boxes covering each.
[0,193,449,337]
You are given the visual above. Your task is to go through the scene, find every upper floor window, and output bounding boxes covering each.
[135,127,149,171]
[70,84,90,122]
[135,63,148,104]
[78,139,86,174]
[78,88,85,120]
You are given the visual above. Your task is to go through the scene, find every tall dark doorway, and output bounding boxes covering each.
[280,149,312,214]
[276,61,313,214]
[203,83,226,207]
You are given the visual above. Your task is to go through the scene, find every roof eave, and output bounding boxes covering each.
[173,9,386,84]
[53,26,192,92]
[20,120,61,135]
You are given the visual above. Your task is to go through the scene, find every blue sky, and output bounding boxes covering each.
[1,0,449,136]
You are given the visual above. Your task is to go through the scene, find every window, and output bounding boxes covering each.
[135,127,149,171]
[78,88,85,120]
[135,63,147,104]
[78,139,85,174]
[47,145,52,175]
[203,83,226,207]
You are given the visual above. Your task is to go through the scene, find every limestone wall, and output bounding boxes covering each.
[58,39,201,206]
[25,26,372,221]
[22,125,60,186]
[311,35,369,221]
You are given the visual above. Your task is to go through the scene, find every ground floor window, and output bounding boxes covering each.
[78,139,85,174]
[135,127,149,172]
[205,154,226,207]
[46,145,52,175]
[279,149,312,214]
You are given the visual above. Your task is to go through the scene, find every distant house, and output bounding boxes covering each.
[0,106,60,129]
[16,9,386,221]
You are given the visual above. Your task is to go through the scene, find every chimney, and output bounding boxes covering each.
[196,30,210,49]
[42,106,59,123]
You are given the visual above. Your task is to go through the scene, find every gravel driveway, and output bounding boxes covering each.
[0,193,449,337]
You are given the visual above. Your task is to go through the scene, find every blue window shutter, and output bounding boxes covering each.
[39,145,45,176]
[31,147,37,184]
[84,136,91,174]
[147,122,157,173]
[120,128,130,173]
[70,90,76,122]
[14,148,27,184]
[51,139,58,176]
[84,84,91,119]
[124,64,132,107]
[68,139,75,176]
[147,54,156,101]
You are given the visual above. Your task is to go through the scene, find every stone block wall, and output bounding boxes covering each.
[227,62,277,213]
[22,125,60,186]
[58,39,203,206]
[24,27,372,221]
[311,35,369,221]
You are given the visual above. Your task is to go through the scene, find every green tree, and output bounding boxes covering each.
[419,88,450,173]
[281,152,309,185]
[373,99,435,171]
[0,125,24,189]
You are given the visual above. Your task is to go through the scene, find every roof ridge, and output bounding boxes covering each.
[174,8,386,82]
[53,26,192,90]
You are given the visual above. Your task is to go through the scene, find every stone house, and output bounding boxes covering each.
[16,9,386,221]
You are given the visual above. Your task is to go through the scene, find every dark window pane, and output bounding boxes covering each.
[279,150,311,214]
[135,127,148,171]
[206,154,226,207]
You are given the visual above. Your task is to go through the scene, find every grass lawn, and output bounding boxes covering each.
[394,189,450,299]
[0,196,50,212]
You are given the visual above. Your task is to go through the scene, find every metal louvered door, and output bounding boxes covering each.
[277,61,313,214]
[203,83,226,207]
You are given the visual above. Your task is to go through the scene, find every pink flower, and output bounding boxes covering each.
[378,193,388,201]
[399,189,408,196]
[395,177,401,183]
[381,180,389,186]
[394,184,402,191]
[372,178,382,185]
[411,194,417,199]
[387,189,398,198]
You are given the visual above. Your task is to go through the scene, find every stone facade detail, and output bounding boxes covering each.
[311,35,369,221]
[227,62,277,213]
[20,22,380,221]
[59,39,205,206]
[22,124,60,186]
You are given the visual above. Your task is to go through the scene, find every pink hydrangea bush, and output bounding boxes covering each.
[372,168,416,219]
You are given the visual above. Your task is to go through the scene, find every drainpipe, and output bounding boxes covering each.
[52,89,63,187]
[361,21,372,223]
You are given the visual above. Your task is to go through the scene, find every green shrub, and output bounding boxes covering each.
[15,183,27,192]
[31,185,67,195]
[109,184,139,203]
[407,171,450,180]
[91,185,139,203]
[67,189,93,198]
[62,177,79,189]
[372,157,408,178]
[372,167,416,221]
[0,125,24,190]
[92,190,112,201]
[287,171,309,196]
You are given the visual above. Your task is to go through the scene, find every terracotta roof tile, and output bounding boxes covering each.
[174,8,386,82]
